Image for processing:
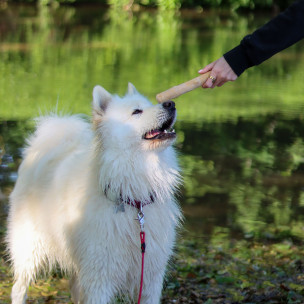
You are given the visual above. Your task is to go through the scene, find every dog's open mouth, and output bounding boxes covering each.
[143,116,176,141]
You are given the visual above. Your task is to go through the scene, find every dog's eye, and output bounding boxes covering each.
[132,109,143,115]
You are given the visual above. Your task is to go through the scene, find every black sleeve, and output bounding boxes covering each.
[223,0,304,76]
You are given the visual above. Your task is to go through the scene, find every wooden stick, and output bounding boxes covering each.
[156,72,211,103]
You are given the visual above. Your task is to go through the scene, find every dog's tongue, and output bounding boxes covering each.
[145,129,161,139]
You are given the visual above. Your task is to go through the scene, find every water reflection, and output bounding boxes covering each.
[179,115,304,240]
[1,4,304,243]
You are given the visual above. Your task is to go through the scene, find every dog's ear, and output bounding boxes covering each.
[92,85,112,125]
[127,82,138,96]
[92,85,112,113]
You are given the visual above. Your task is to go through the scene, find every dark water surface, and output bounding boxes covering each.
[1,4,304,244]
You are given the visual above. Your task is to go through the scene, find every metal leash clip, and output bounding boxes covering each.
[137,204,145,231]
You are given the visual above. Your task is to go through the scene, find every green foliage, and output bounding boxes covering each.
[4,0,296,10]
[108,0,131,8]
[157,0,180,10]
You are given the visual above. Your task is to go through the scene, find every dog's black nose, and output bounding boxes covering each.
[162,101,175,110]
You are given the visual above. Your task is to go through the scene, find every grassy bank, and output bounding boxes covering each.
[1,235,304,303]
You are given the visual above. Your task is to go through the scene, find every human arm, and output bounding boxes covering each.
[200,0,304,88]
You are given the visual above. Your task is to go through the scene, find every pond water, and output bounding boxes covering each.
[1,4,304,245]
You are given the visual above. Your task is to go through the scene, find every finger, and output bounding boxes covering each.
[198,67,211,74]
[217,81,226,87]
[198,61,216,74]
[210,81,218,89]
[210,75,223,88]
[202,75,217,88]
[202,78,213,88]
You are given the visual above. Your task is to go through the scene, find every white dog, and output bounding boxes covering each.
[6,83,182,304]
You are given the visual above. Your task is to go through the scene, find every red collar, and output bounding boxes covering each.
[104,186,155,210]
[124,195,155,209]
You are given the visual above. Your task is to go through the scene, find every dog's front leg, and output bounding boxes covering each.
[139,273,164,304]
[77,276,115,304]
[70,274,82,304]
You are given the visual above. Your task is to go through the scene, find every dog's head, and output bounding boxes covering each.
[92,83,177,152]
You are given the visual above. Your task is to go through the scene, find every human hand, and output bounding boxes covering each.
[198,56,238,88]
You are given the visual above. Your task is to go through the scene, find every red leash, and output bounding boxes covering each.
[137,231,146,304]
[103,188,151,303]
[136,205,146,304]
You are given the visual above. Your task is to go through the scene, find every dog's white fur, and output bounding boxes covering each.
[6,83,182,304]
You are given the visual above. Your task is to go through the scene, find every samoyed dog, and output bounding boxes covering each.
[6,83,182,304]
